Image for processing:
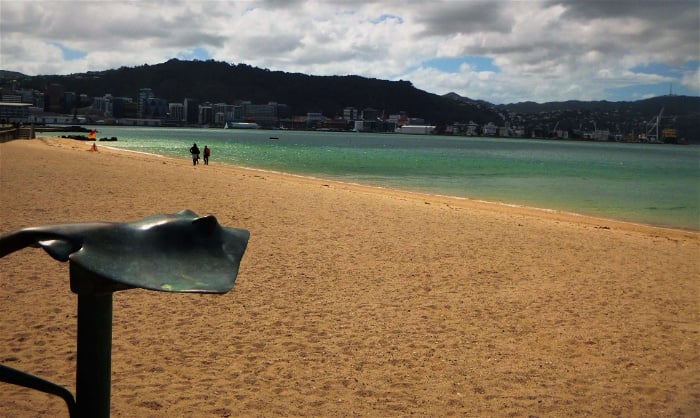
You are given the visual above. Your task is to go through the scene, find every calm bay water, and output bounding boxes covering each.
[74,126,698,230]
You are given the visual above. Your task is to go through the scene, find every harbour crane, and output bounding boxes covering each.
[645,107,664,142]
[550,121,559,137]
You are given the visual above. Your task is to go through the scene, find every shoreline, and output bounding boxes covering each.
[98,139,697,236]
[1,137,698,417]
[80,126,700,232]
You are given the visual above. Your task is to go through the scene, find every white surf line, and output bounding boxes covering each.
[97,145,164,158]
[237,164,567,213]
[238,165,697,231]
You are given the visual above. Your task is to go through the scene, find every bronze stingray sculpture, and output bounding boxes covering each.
[0,210,250,418]
[0,209,249,293]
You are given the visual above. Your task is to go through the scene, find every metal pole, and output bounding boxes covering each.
[0,212,249,418]
[74,292,113,418]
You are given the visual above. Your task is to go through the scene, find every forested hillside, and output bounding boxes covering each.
[2,59,500,125]
[2,60,698,141]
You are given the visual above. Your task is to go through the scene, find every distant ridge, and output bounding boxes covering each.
[2,61,698,140]
[445,91,700,142]
[0,70,26,79]
[443,91,700,115]
[0,59,500,126]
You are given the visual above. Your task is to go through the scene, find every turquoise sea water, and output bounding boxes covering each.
[70,126,698,230]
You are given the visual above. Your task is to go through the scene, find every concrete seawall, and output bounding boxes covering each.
[0,125,34,143]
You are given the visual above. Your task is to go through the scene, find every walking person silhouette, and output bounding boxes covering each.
[203,145,211,165]
[189,143,200,165]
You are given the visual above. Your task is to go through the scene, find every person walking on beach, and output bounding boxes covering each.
[189,143,200,165]
[203,145,211,165]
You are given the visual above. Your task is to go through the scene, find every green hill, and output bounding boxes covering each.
[2,59,500,126]
[3,61,698,141]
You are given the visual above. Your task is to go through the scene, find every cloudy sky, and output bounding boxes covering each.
[2,0,698,104]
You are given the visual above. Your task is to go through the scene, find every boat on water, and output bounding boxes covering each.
[224,122,260,129]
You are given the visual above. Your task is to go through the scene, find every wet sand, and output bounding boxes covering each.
[1,137,698,417]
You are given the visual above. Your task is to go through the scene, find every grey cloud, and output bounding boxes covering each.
[546,0,699,41]
[414,1,515,35]
[1,0,697,103]
[259,0,307,8]
[1,2,66,36]
[547,0,696,21]
[242,34,304,56]
[154,32,228,49]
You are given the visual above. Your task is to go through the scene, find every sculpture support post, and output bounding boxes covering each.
[70,261,125,418]
[75,293,113,418]
[0,211,250,418]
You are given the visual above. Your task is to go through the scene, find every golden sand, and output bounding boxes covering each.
[1,138,698,417]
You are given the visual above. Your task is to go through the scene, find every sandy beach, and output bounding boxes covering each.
[0,137,698,417]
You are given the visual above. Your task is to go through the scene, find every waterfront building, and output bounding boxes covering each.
[466,121,479,136]
[482,122,498,136]
[388,112,409,127]
[183,98,199,124]
[306,112,325,128]
[1,94,22,103]
[111,97,133,118]
[44,84,64,113]
[138,88,154,118]
[0,102,31,123]
[168,103,183,122]
[143,97,168,119]
[63,92,77,114]
[198,104,213,125]
[229,102,280,127]
[407,117,425,125]
[212,103,228,123]
[343,107,359,121]
[361,107,379,120]
[92,94,113,117]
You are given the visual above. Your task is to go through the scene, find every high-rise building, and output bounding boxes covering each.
[143,97,168,118]
[92,94,112,116]
[44,84,64,113]
[198,104,213,125]
[343,107,358,121]
[138,88,154,118]
[183,98,199,124]
[168,103,183,122]
[111,97,133,118]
